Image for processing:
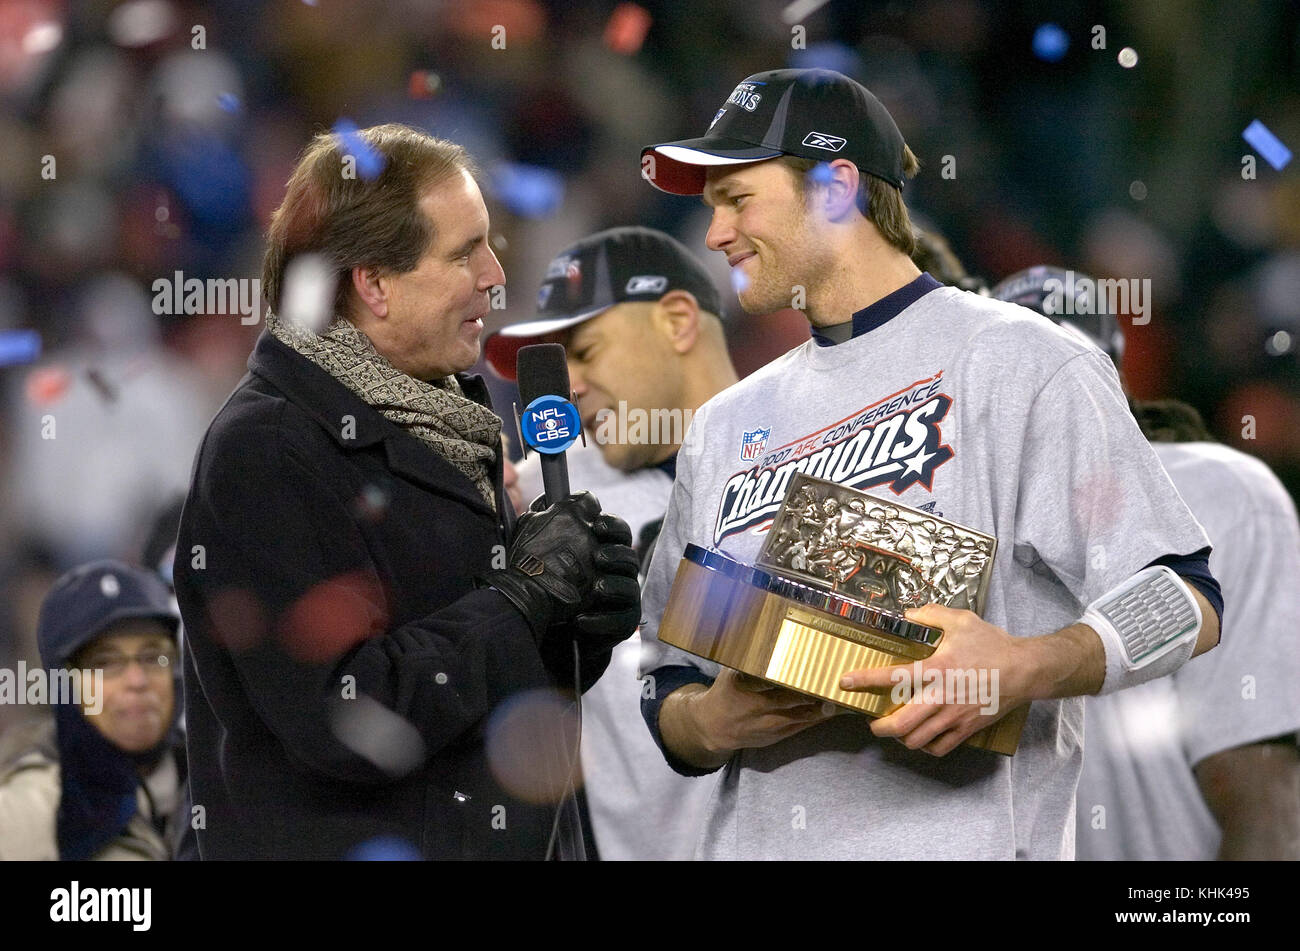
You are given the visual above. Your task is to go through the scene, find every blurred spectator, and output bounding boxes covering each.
[0,560,185,860]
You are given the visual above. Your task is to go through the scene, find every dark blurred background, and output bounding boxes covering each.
[1,0,1296,733]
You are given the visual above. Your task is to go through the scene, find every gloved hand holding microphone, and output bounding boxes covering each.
[485,344,641,687]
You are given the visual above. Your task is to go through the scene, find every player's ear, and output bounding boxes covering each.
[652,290,701,355]
[819,159,860,221]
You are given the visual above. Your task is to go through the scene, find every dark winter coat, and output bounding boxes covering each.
[174,331,606,860]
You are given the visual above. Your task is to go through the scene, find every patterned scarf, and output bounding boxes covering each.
[267,311,500,510]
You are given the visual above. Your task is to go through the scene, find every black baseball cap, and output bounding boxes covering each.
[37,560,179,668]
[641,68,907,196]
[485,226,722,381]
[991,265,1125,366]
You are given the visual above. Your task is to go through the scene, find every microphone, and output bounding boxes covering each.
[515,343,582,505]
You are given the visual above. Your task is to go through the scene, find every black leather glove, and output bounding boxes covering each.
[537,512,641,691]
[569,513,641,649]
[485,491,630,637]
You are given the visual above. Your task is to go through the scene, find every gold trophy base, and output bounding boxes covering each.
[659,556,1029,755]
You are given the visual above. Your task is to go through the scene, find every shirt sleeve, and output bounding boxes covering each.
[1012,351,1213,608]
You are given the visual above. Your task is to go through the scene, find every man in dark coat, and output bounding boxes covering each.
[173,124,640,860]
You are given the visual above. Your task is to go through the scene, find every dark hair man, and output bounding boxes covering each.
[994,265,1300,860]
[634,69,1221,860]
[173,124,639,860]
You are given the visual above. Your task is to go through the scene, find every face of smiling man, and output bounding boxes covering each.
[703,160,835,319]
[360,168,506,381]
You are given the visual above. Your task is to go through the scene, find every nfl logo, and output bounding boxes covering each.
[740,427,770,462]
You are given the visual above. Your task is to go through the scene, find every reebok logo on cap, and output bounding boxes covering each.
[485,227,722,381]
[802,132,846,152]
[626,275,668,294]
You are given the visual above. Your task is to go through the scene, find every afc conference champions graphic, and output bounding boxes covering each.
[520,394,581,455]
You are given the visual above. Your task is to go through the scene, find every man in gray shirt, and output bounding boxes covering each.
[995,265,1300,860]
[634,68,1222,859]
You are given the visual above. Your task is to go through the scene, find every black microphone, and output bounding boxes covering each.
[515,343,581,505]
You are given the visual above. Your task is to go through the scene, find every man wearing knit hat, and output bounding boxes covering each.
[635,68,1222,860]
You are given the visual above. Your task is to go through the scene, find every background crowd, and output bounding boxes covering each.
[0,0,1295,745]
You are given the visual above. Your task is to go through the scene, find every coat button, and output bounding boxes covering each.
[434,672,448,685]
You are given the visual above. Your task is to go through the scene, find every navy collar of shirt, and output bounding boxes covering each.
[811,273,942,347]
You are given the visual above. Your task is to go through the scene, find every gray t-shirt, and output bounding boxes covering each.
[1076,441,1300,860]
[640,285,1211,860]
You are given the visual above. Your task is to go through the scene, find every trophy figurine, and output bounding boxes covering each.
[657,474,1029,754]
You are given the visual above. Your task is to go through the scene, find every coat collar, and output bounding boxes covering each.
[246,330,502,518]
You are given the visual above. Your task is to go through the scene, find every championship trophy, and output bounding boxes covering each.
[657,474,1029,754]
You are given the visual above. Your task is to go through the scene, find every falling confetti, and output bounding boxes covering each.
[346,837,420,861]
[207,587,270,652]
[330,694,425,778]
[487,162,564,219]
[280,253,337,334]
[408,70,442,99]
[781,0,831,24]
[1031,23,1068,62]
[351,483,391,522]
[332,119,387,182]
[1264,330,1293,357]
[806,162,834,186]
[0,330,41,368]
[603,3,652,56]
[279,572,386,663]
[731,266,750,295]
[25,365,71,405]
[1242,120,1292,171]
[485,689,581,805]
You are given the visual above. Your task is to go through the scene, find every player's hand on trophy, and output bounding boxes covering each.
[688,668,838,755]
[838,603,1033,757]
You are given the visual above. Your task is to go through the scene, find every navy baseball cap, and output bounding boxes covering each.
[991,265,1125,366]
[642,68,908,196]
[485,226,722,381]
[37,560,179,668]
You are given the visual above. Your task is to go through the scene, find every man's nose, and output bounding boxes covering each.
[480,247,506,291]
[121,660,151,688]
[705,210,735,252]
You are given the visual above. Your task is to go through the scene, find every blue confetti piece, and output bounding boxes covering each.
[1032,24,1069,62]
[217,92,241,113]
[487,162,564,218]
[0,330,41,368]
[1242,120,1292,171]
[789,42,862,77]
[806,162,834,186]
[730,267,750,295]
[332,118,387,182]
[345,836,421,861]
